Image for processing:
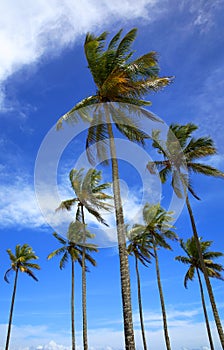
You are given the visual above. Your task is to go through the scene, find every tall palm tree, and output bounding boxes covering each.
[147,123,224,346]
[127,225,153,350]
[175,236,224,350]
[47,221,98,350]
[57,168,111,350]
[4,244,40,350]
[143,203,177,350]
[56,28,172,349]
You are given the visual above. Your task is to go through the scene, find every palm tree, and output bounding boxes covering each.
[175,236,224,350]
[56,28,172,349]
[57,168,111,350]
[47,221,98,350]
[148,123,224,346]
[143,203,177,350]
[127,225,153,350]
[4,244,40,350]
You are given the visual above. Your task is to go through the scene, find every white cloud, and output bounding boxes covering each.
[0,0,163,110]
[0,173,154,247]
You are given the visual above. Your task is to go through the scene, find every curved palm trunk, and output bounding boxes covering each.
[106,107,135,350]
[152,241,172,350]
[196,268,214,350]
[81,204,88,350]
[135,255,147,350]
[71,260,76,350]
[5,268,19,350]
[186,196,224,347]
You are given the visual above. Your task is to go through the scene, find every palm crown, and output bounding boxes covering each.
[57,168,112,226]
[147,123,224,198]
[4,244,40,283]
[48,221,98,269]
[175,237,224,288]
[57,29,173,165]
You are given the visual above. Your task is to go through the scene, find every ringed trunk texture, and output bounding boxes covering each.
[196,268,215,350]
[5,268,19,350]
[106,108,135,350]
[71,260,76,350]
[186,195,224,348]
[153,241,172,350]
[81,204,88,350]
[135,255,148,350]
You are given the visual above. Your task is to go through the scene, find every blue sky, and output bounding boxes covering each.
[0,1,224,349]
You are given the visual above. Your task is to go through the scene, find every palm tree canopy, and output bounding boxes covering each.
[57,28,172,119]
[142,203,178,249]
[147,123,224,199]
[127,224,153,267]
[47,221,98,270]
[127,203,177,264]
[4,244,40,283]
[57,168,113,226]
[175,236,224,288]
[56,29,173,165]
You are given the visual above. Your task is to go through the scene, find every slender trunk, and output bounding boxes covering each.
[71,260,76,350]
[5,268,19,350]
[196,268,215,350]
[152,240,172,350]
[106,106,135,350]
[135,255,147,350]
[186,195,224,348]
[81,204,88,350]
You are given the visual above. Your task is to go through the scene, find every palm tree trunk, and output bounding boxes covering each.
[71,260,76,350]
[196,268,215,350]
[186,195,224,347]
[106,107,135,350]
[81,204,88,350]
[135,255,147,350]
[152,240,172,350]
[5,268,18,350]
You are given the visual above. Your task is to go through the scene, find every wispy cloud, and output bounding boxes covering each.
[190,66,224,154]
[0,311,222,350]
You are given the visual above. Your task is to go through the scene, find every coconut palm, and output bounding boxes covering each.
[47,221,98,350]
[143,203,177,350]
[57,168,111,350]
[148,123,224,346]
[56,28,172,349]
[127,226,153,350]
[4,244,40,350]
[175,236,224,350]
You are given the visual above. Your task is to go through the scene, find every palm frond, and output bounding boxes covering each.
[56,199,77,212]
[47,246,67,260]
[184,265,195,288]
[115,28,137,63]
[56,95,97,129]
[4,268,13,283]
[52,232,67,245]
[188,163,224,178]
[59,252,69,269]
[24,268,39,281]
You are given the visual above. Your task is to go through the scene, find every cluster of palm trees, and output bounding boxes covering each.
[3,27,224,350]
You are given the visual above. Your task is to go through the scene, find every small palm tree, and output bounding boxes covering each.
[47,221,98,350]
[127,226,153,350]
[57,167,111,350]
[148,123,224,346]
[57,28,172,349]
[4,244,40,350]
[175,236,224,350]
